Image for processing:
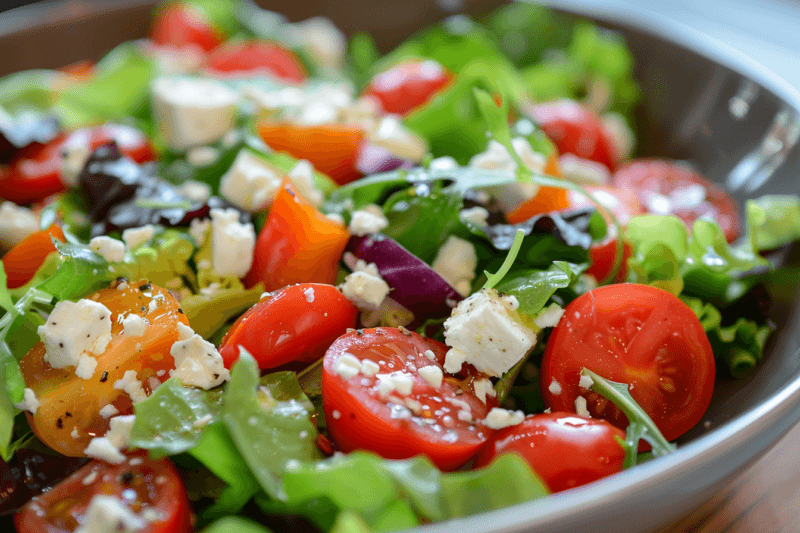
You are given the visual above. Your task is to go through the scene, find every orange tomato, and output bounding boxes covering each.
[2,224,65,289]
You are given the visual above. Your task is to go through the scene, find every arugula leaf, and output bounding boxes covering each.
[483,229,525,290]
[581,369,675,468]
[223,354,320,500]
[200,516,274,533]
[497,261,584,315]
[130,378,224,457]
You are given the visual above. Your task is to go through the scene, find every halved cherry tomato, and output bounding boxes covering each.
[15,454,191,533]
[473,412,625,493]
[246,179,350,292]
[541,284,715,443]
[220,283,358,370]
[150,2,222,53]
[363,59,453,116]
[257,122,364,185]
[206,41,306,83]
[611,158,741,242]
[2,224,65,289]
[506,153,568,224]
[322,328,497,471]
[531,99,618,171]
[20,280,189,456]
[1,124,155,205]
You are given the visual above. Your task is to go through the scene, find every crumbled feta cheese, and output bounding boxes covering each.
[89,236,125,263]
[186,145,219,167]
[601,111,634,161]
[418,365,444,389]
[193,413,214,429]
[74,494,146,533]
[443,289,536,377]
[458,410,472,422]
[83,437,126,464]
[14,388,39,414]
[219,150,282,211]
[423,350,436,361]
[106,415,136,449]
[209,208,256,278]
[178,180,212,202]
[121,225,155,250]
[459,206,489,227]
[189,218,210,246]
[534,304,565,329]
[113,371,148,403]
[579,374,595,390]
[122,314,147,338]
[473,377,497,404]
[99,404,119,419]
[482,407,525,429]
[324,212,345,225]
[333,353,362,380]
[548,377,562,395]
[169,325,230,389]
[287,159,323,207]
[38,299,113,369]
[348,205,388,236]
[469,138,546,212]
[75,353,98,380]
[303,287,315,303]
[431,236,477,297]
[367,115,428,162]
[429,155,459,170]
[71,427,79,439]
[575,396,591,418]
[360,359,380,377]
[176,322,194,341]
[59,144,91,187]
[339,260,390,310]
[558,153,611,186]
[376,371,414,397]
[151,77,239,151]
[0,202,38,251]
[288,16,347,69]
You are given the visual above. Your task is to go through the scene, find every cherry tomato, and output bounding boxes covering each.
[531,99,618,171]
[219,283,358,370]
[506,153,568,224]
[150,2,222,53]
[363,60,453,116]
[2,224,65,289]
[246,179,350,292]
[206,41,306,83]
[473,412,626,492]
[1,124,155,205]
[257,122,364,185]
[20,280,189,457]
[15,454,191,533]
[611,159,741,242]
[322,328,497,471]
[541,284,715,443]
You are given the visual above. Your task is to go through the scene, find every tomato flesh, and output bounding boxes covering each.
[2,224,65,289]
[322,328,496,471]
[364,60,453,116]
[20,280,189,457]
[220,283,358,370]
[14,454,191,533]
[473,412,625,492]
[611,159,741,242]
[540,284,715,443]
[150,2,222,52]
[206,41,306,83]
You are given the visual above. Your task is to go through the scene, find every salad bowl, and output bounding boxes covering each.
[1,1,799,532]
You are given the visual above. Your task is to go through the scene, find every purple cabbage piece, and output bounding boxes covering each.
[356,144,415,175]
[348,233,462,318]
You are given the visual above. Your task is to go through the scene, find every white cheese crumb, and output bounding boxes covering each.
[75,353,98,380]
[0,202,38,251]
[122,314,147,338]
[482,407,525,429]
[360,359,380,377]
[348,205,388,236]
[14,387,39,414]
[558,153,611,186]
[219,150,282,211]
[89,236,125,263]
[121,225,155,250]
[303,287,315,303]
[579,374,595,390]
[376,371,414,397]
[431,235,477,297]
[193,413,214,429]
[74,494,146,533]
[417,365,444,389]
[178,180,212,203]
[113,370,148,403]
[575,396,591,418]
[534,304,565,329]
[83,437,126,464]
[287,159,324,207]
[548,377,562,395]
[38,299,112,370]
[473,377,497,404]
[189,218,210,246]
[459,206,489,227]
[209,208,256,278]
[469,138,545,212]
[339,260,390,311]
[423,350,436,361]
[169,325,230,389]
[333,353,362,380]
[99,404,120,419]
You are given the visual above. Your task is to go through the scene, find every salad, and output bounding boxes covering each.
[1,1,800,532]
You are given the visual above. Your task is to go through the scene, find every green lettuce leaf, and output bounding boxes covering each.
[200,516,273,533]
[497,261,585,315]
[745,195,800,251]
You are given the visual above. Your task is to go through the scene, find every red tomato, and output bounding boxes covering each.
[1,124,155,205]
[257,122,364,185]
[540,284,715,443]
[15,455,191,533]
[150,2,222,53]
[206,41,306,83]
[2,224,65,289]
[246,179,350,292]
[530,99,618,171]
[219,283,358,370]
[20,280,189,457]
[322,328,497,471]
[473,412,625,492]
[611,159,741,242]
[364,60,453,116]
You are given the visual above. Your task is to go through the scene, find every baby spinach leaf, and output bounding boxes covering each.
[497,261,585,315]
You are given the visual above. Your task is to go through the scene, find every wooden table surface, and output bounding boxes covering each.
[659,421,800,533]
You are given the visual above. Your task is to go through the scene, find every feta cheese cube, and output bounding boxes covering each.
[0,202,38,251]
[348,205,389,236]
[189,218,210,246]
[89,236,125,263]
[339,260,390,310]
[75,353,99,380]
[151,77,239,151]
[575,396,591,418]
[333,353,362,380]
[482,407,525,429]
[367,116,428,162]
[303,287,315,303]
[169,325,230,389]
[99,404,119,419]
[376,371,414,397]
[472,377,497,404]
[287,159,323,207]
[288,16,347,70]
[459,206,489,227]
[122,314,147,338]
[74,494,146,533]
[219,150,282,212]
[14,387,39,414]
[443,289,536,377]
[209,208,256,278]
[83,437,126,464]
[38,299,113,369]
[558,153,611,186]
[431,236,477,297]
[121,225,155,250]
[418,365,444,389]
[360,359,380,377]
[469,138,546,212]
[178,180,212,202]
[579,374,595,390]
[106,415,136,450]
[548,377,562,395]
[113,370,148,403]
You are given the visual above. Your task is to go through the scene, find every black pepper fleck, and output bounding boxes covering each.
[100,371,109,383]
[56,418,63,429]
